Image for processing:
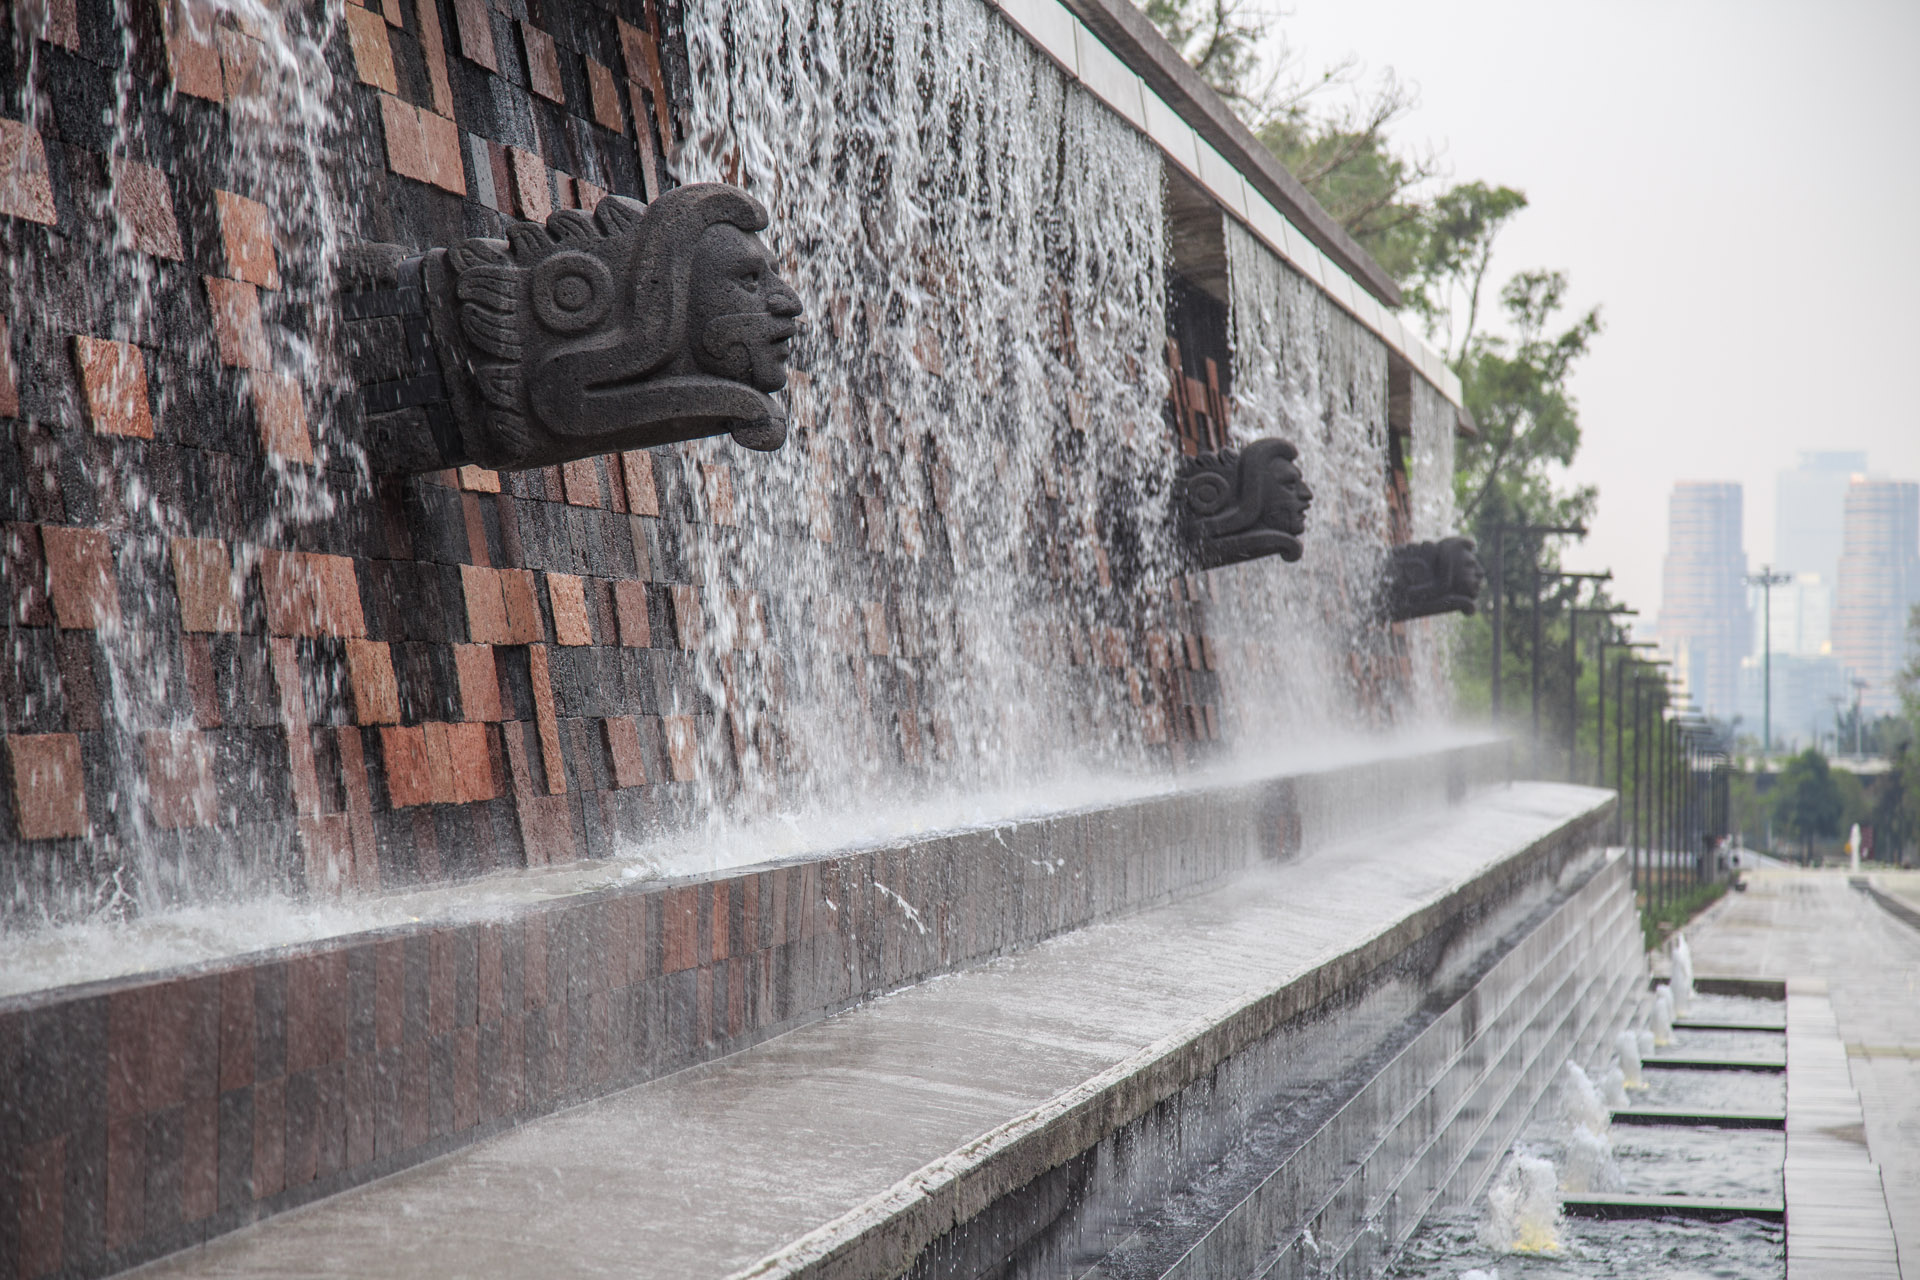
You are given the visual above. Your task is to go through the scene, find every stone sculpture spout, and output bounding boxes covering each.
[1173,438,1314,569]
[343,183,803,473]
[1382,537,1485,621]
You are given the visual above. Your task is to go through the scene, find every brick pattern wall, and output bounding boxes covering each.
[0,0,741,913]
[0,0,1263,916]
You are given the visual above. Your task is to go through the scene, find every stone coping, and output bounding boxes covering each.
[0,740,1504,1279]
[124,783,1612,1280]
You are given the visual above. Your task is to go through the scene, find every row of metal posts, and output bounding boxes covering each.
[1489,523,1723,917]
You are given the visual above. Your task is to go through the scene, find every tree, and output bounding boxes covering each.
[1773,748,1843,862]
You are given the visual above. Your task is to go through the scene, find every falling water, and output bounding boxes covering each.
[4,0,357,919]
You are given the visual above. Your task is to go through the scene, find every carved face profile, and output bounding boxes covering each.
[413,182,807,472]
[686,222,803,393]
[1175,437,1315,568]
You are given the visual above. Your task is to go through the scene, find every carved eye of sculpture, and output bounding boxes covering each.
[1183,468,1234,516]
[532,251,613,335]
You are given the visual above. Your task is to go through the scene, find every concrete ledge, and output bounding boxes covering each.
[0,741,1508,1279]
[1858,878,1920,934]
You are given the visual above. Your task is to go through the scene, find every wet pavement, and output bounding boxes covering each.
[1685,870,1920,1277]
[128,784,1609,1280]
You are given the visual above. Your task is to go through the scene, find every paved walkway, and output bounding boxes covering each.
[1685,870,1920,1277]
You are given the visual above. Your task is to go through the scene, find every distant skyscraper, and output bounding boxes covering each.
[1832,479,1920,717]
[1776,451,1867,577]
[1659,482,1749,720]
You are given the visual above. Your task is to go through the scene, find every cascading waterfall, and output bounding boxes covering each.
[4,0,357,918]
[653,0,1189,862]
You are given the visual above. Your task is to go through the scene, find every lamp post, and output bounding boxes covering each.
[1746,566,1791,759]
[1630,664,1670,892]
[1603,634,1654,793]
[1488,523,1586,727]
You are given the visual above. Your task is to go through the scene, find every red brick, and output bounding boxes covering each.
[586,57,623,131]
[423,721,457,803]
[620,450,659,516]
[711,880,730,961]
[613,579,650,648]
[508,146,549,222]
[336,727,379,890]
[662,714,698,782]
[204,275,269,368]
[670,585,702,649]
[528,645,566,794]
[170,536,239,632]
[42,525,118,629]
[71,336,154,438]
[145,729,217,828]
[415,0,454,115]
[8,732,87,839]
[454,643,503,721]
[379,94,430,185]
[864,601,888,655]
[460,492,490,567]
[547,572,591,646]
[0,118,58,226]
[617,20,672,140]
[268,638,324,820]
[663,886,698,972]
[561,457,600,507]
[628,81,662,198]
[418,108,466,196]
[157,0,224,99]
[453,1024,479,1130]
[344,638,400,724]
[576,179,605,213]
[457,465,500,493]
[381,725,432,808]
[447,721,496,801]
[260,550,366,637]
[500,568,542,643]
[251,369,312,462]
[374,941,403,1050]
[183,634,221,727]
[219,27,265,102]
[113,159,183,259]
[26,0,79,48]
[343,3,397,91]
[451,0,497,70]
[461,563,508,644]
[520,23,563,103]
[603,716,647,788]
[701,463,736,526]
[215,189,279,289]
[0,317,17,418]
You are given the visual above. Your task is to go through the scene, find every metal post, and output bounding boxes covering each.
[1531,562,1543,770]
[1490,527,1504,724]
[1613,655,1627,837]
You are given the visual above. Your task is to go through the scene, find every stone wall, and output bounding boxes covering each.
[0,0,1455,921]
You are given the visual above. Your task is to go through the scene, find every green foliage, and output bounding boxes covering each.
[1772,749,1844,857]
[1642,880,1727,953]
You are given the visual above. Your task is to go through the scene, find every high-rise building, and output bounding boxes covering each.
[1659,482,1750,721]
[1832,479,1920,717]
[1775,451,1867,580]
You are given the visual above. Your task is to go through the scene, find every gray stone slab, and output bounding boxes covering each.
[130,784,1609,1280]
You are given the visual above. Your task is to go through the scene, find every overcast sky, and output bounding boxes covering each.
[1268,0,1920,620]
